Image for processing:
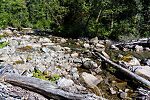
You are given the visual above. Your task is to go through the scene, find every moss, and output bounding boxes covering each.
[17,46,33,52]
[32,69,60,82]
[0,41,9,49]
[50,74,60,82]
[14,60,24,64]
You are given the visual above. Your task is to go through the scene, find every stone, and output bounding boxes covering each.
[57,78,74,88]
[101,51,110,59]
[83,43,90,48]
[63,47,71,52]
[60,38,66,43]
[145,47,150,51]
[110,87,117,94]
[128,57,140,66]
[95,43,105,48]
[72,73,79,80]
[90,37,99,44]
[42,47,49,53]
[111,45,119,50]
[120,92,128,99]
[71,52,78,58]
[105,40,112,47]
[81,72,102,86]
[94,48,105,52]
[135,45,143,52]
[8,40,18,47]
[70,68,79,80]
[22,28,33,33]
[3,29,13,35]
[39,37,50,43]
[83,60,98,69]
[42,43,55,46]
[125,89,130,93]
[132,66,150,80]
[50,45,62,51]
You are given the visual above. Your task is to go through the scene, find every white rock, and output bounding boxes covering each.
[9,40,19,47]
[42,47,49,53]
[83,43,90,48]
[39,37,50,43]
[101,51,110,59]
[132,66,150,80]
[60,38,66,43]
[110,87,117,94]
[81,72,102,86]
[63,47,71,52]
[135,45,143,52]
[57,78,74,88]
[42,43,55,46]
[73,73,79,80]
[128,57,140,66]
[29,43,41,48]
[50,45,62,51]
[120,92,128,99]
[90,37,99,44]
[71,52,78,57]
[111,45,119,50]
[145,47,150,51]
[95,43,105,48]
[3,29,13,35]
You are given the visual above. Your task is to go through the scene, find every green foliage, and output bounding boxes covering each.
[0,0,149,39]
[50,74,60,82]
[32,69,60,82]
[0,42,9,49]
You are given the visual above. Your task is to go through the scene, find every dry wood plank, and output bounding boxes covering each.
[93,52,150,89]
[1,73,104,100]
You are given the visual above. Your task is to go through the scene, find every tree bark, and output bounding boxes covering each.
[1,73,104,100]
[93,52,150,89]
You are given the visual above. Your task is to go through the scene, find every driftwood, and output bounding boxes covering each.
[114,38,150,47]
[93,52,150,89]
[0,73,104,100]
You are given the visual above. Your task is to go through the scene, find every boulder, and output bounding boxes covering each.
[132,66,150,80]
[3,29,13,35]
[81,72,102,86]
[90,37,99,44]
[128,57,140,66]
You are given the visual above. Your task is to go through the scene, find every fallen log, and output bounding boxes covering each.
[114,38,150,48]
[93,52,150,89]
[1,73,105,100]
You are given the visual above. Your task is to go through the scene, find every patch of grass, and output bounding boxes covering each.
[0,41,9,48]
[32,69,60,82]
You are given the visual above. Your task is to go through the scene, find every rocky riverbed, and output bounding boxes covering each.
[0,28,150,100]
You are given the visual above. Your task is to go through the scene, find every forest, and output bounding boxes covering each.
[0,0,150,40]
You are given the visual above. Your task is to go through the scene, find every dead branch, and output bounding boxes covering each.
[93,52,150,89]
